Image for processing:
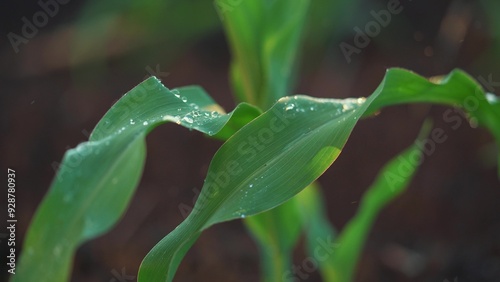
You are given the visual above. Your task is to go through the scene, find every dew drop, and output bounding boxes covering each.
[182,116,193,124]
[181,96,188,102]
[129,119,135,125]
[75,143,87,155]
[249,184,253,188]
[171,89,180,98]
[143,121,149,126]
[486,93,498,104]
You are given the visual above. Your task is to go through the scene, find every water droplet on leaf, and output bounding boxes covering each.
[182,116,193,124]
[486,93,498,104]
[171,89,180,98]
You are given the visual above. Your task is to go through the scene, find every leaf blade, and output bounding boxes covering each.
[139,95,370,281]
[14,78,261,282]
[222,0,310,108]
[330,121,432,282]
[139,68,500,281]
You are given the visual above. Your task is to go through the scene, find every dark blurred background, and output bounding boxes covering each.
[1,0,500,281]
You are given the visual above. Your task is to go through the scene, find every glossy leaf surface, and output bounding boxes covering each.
[14,78,260,282]
[139,68,499,281]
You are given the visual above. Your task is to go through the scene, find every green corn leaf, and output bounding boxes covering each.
[18,67,499,282]
[138,95,369,281]
[222,2,313,281]
[246,165,355,282]
[14,78,260,282]
[243,196,302,282]
[248,181,338,282]
[138,68,499,281]
[366,69,500,139]
[366,68,500,176]
[294,182,338,281]
[329,121,432,282]
[221,0,310,109]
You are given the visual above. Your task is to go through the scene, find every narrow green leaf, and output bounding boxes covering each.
[222,0,310,109]
[330,121,432,282]
[366,69,500,138]
[220,0,263,105]
[139,68,499,281]
[14,78,260,282]
[366,68,500,176]
[19,67,499,282]
[294,182,338,281]
[138,95,369,281]
[244,197,302,282]
[223,2,313,281]
[262,181,339,282]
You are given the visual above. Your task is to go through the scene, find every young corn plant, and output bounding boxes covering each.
[15,1,499,282]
